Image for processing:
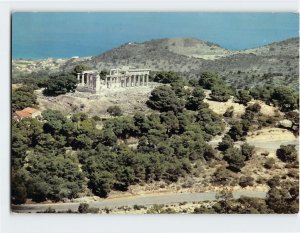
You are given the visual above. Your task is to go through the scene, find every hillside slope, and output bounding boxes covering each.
[13,37,299,90]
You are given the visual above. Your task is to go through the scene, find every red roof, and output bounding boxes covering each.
[14,107,40,119]
[22,107,39,114]
[15,110,31,118]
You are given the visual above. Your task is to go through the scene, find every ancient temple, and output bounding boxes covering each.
[76,67,150,94]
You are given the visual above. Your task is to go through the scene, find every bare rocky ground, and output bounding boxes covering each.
[36,83,161,117]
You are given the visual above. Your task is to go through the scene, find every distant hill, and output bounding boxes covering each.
[12,37,299,90]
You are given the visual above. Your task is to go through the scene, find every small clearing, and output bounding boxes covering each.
[36,84,160,116]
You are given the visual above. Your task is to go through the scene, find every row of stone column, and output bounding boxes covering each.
[106,74,149,88]
[77,73,99,90]
[77,72,150,91]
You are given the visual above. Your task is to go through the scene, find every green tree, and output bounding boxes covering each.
[12,86,38,112]
[196,108,225,136]
[11,126,30,167]
[42,110,67,135]
[72,134,93,150]
[246,103,261,113]
[154,71,181,84]
[11,168,30,204]
[100,128,117,146]
[223,106,234,117]
[147,86,184,113]
[223,147,246,172]
[214,188,234,213]
[198,72,220,90]
[115,167,135,191]
[107,106,123,116]
[160,111,180,135]
[89,171,114,198]
[78,203,89,213]
[186,87,206,110]
[276,144,298,163]
[271,86,298,112]
[218,134,234,151]
[43,73,78,96]
[241,143,255,160]
[236,90,252,105]
[228,122,244,141]
[133,112,151,136]
[28,178,51,202]
[266,182,299,213]
[73,64,90,74]
[209,85,231,102]
[26,152,83,202]
[171,81,190,98]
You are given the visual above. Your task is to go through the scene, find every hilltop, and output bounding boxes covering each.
[12,37,299,89]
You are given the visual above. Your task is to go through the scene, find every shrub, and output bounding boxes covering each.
[154,71,181,84]
[107,106,123,116]
[266,182,299,213]
[87,207,99,213]
[78,203,89,213]
[133,205,145,210]
[193,206,215,214]
[209,85,231,102]
[223,106,234,117]
[43,207,56,213]
[264,158,275,169]
[241,143,255,161]
[246,103,261,113]
[239,176,254,187]
[223,147,246,172]
[218,134,234,151]
[228,122,244,141]
[276,145,298,163]
[236,90,252,105]
[267,176,280,188]
[212,166,235,185]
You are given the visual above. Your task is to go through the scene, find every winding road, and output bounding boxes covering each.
[12,190,266,213]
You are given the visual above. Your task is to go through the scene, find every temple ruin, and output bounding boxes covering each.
[76,67,150,94]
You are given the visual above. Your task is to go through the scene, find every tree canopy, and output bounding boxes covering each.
[12,86,38,112]
[43,73,78,96]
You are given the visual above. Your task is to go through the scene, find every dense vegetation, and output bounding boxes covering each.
[11,69,299,214]
[249,85,299,112]
[12,75,225,202]
[12,86,38,112]
[43,73,78,96]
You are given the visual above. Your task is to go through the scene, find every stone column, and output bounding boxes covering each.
[146,74,149,86]
[138,75,141,86]
[118,77,121,88]
[81,74,85,85]
[92,76,95,90]
[96,75,101,93]
[105,76,108,88]
[110,77,112,88]
[128,76,131,87]
[142,75,145,86]
[77,73,80,83]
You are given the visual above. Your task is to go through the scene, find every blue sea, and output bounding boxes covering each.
[12,12,299,60]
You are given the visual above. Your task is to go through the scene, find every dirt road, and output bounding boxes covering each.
[12,190,266,213]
